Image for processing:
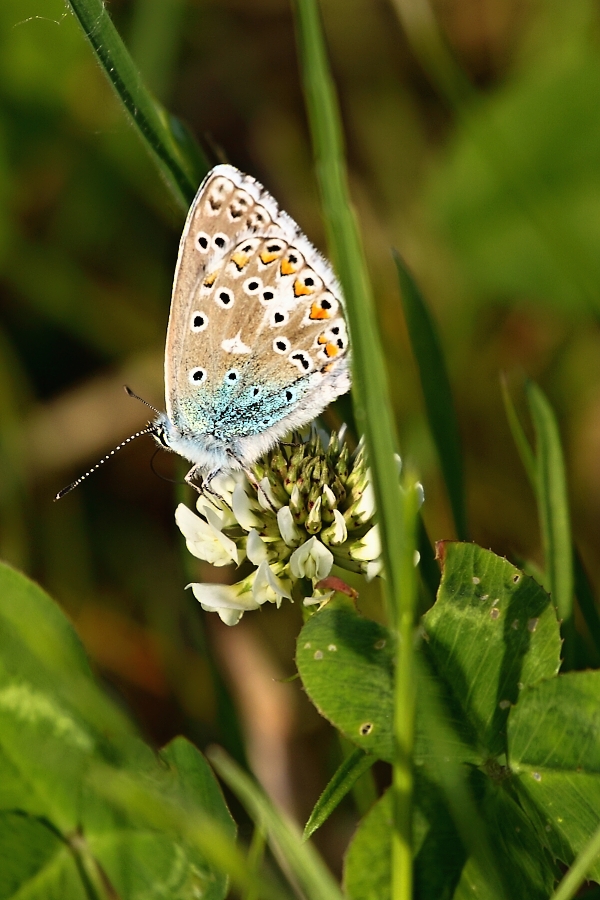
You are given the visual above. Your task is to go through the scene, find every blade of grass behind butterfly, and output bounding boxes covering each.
[501,377,600,662]
[208,746,344,900]
[526,381,574,667]
[292,3,419,898]
[394,251,468,541]
[66,0,209,210]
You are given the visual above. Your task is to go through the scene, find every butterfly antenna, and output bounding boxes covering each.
[124,385,161,415]
[55,425,157,500]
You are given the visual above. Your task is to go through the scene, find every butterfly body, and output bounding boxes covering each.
[156,164,351,484]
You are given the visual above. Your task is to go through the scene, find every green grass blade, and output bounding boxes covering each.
[303,748,375,840]
[499,374,536,489]
[90,763,290,900]
[392,482,419,900]
[549,821,600,900]
[395,252,468,540]
[527,382,574,663]
[66,0,209,209]
[292,0,405,607]
[292,4,418,896]
[208,747,344,900]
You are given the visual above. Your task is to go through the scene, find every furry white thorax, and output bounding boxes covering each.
[156,359,350,476]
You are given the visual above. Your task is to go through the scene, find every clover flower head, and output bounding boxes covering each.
[177,429,421,624]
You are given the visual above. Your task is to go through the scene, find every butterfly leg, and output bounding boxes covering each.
[184,465,221,497]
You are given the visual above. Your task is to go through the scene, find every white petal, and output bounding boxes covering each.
[289,536,333,581]
[252,560,292,607]
[188,582,260,612]
[330,509,347,545]
[257,477,282,511]
[350,525,381,561]
[175,503,210,541]
[303,590,334,606]
[232,483,261,530]
[176,504,239,566]
[246,529,268,565]
[354,479,376,523]
[365,559,383,581]
[277,506,302,547]
[322,485,336,507]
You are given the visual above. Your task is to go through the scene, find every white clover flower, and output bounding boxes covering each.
[252,560,292,607]
[232,482,262,530]
[289,536,333,581]
[175,503,239,566]
[349,524,381,562]
[176,429,422,624]
[188,582,260,626]
[353,478,375,524]
[246,529,269,565]
[277,506,302,547]
[257,477,283,511]
[321,509,347,546]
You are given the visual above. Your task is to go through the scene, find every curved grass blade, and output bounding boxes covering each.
[499,373,536,489]
[303,748,375,841]
[527,381,574,665]
[208,747,344,900]
[549,821,600,900]
[395,252,468,540]
[66,0,209,209]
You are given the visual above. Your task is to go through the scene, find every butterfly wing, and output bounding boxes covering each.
[165,165,350,461]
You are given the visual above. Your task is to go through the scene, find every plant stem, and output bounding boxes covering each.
[392,483,419,900]
[292,2,415,893]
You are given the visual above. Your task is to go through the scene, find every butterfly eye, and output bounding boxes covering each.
[189,367,207,384]
[215,288,234,308]
[212,233,229,250]
[190,311,208,332]
[225,369,240,383]
[270,309,288,327]
[195,232,210,252]
[273,337,290,354]
[244,277,262,296]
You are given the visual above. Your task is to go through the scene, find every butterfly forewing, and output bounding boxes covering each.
[165,165,350,442]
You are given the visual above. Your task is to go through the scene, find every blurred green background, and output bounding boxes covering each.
[3,0,600,870]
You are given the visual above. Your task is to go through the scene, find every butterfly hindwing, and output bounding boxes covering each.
[165,165,350,443]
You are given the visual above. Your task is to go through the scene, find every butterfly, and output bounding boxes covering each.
[56,165,350,499]
[152,164,351,491]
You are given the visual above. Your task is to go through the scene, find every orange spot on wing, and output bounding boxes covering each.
[260,249,280,264]
[203,271,217,287]
[310,302,331,320]
[325,342,339,358]
[231,252,250,271]
[322,362,334,372]
[317,334,327,344]
[294,279,314,297]
[280,258,296,275]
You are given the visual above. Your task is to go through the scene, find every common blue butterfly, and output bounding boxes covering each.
[153,164,351,492]
[56,165,350,498]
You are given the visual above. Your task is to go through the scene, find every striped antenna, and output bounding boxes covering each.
[55,425,156,500]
